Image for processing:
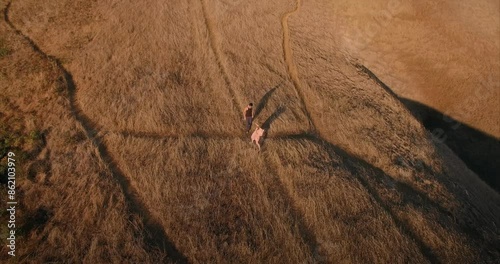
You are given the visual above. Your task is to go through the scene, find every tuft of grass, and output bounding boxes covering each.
[28,130,42,141]
[0,38,11,58]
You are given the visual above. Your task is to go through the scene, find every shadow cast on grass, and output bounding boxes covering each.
[278,131,499,261]
[351,64,500,260]
[261,106,286,130]
[262,151,321,262]
[254,83,282,119]
[357,64,499,192]
[401,98,500,193]
[4,2,188,262]
[276,133,440,263]
[316,135,499,261]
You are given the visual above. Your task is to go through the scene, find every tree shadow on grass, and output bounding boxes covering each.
[350,64,500,260]
[3,3,188,262]
[276,132,499,262]
[275,133,440,262]
[314,135,500,261]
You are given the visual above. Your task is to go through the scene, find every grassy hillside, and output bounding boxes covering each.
[328,0,499,137]
[1,0,499,263]
[321,0,500,190]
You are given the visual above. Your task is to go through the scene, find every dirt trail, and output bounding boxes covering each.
[281,0,302,89]
[3,2,187,262]
[281,0,317,134]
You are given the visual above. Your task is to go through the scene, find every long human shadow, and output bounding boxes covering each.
[356,64,500,193]
[254,83,282,119]
[261,106,286,130]
[4,2,188,262]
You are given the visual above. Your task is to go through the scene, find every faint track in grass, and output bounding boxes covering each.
[199,0,242,112]
[281,0,316,134]
[3,2,188,263]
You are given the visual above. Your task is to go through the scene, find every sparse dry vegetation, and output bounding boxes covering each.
[1,0,499,263]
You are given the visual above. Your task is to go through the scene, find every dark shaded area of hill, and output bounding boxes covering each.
[401,98,500,192]
[357,65,499,193]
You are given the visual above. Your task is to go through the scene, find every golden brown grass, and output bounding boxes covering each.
[1,0,499,263]
[0,1,159,262]
[324,0,500,138]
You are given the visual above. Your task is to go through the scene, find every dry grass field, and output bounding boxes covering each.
[321,0,500,190]
[1,0,499,263]
[328,0,499,136]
